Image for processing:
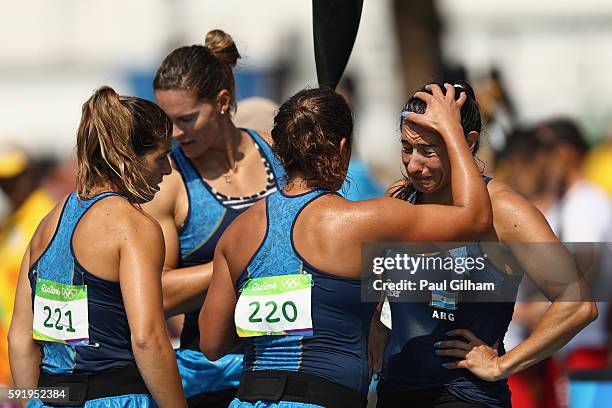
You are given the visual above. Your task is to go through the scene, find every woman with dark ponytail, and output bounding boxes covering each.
[370,81,596,408]
[8,86,187,407]
[144,29,286,407]
[199,85,494,407]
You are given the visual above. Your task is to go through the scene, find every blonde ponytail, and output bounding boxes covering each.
[76,86,171,202]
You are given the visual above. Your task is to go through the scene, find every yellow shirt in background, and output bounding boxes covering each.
[0,188,55,386]
[584,142,612,197]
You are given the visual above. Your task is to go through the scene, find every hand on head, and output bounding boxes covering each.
[402,83,467,139]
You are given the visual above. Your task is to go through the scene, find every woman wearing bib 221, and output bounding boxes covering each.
[8,87,187,407]
[144,29,286,408]
[199,85,494,407]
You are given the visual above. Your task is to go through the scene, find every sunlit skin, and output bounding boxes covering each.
[140,144,172,199]
[155,89,225,160]
[402,124,450,198]
[154,88,268,196]
[401,123,479,205]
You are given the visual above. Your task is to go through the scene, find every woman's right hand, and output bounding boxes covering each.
[402,83,466,139]
[368,311,390,380]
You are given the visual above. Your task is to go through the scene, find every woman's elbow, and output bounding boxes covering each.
[579,301,598,327]
[460,211,492,240]
[567,301,599,334]
[7,328,22,353]
[473,207,494,235]
[8,324,28,349]
[200,338,223,362]
[131,329,167,352]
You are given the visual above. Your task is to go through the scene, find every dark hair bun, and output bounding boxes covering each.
[204,29,241,68]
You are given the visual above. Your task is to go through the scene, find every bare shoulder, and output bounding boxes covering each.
[301,193,385,235]
[92,196,163,243]
[220,199,267,248]
[488,179,537,216]
[487,179,556,242]
[217,198,267,278]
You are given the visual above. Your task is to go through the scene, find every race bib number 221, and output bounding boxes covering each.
[33,278,89,346]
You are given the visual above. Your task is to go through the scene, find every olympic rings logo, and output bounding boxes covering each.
[62,288,79,299]
[280,277,301,289]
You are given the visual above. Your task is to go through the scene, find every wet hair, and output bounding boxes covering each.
[271,87,353,191]
[391,80,482,200]
[536,118,589,156]
[76,86,172,202]
[153,29,241,111]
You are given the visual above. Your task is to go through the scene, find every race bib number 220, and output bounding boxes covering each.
[235,274,313,337]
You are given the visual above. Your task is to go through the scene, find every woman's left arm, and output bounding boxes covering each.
[8,244,41,390]
[199,236,240,361]
[442,186,597,381]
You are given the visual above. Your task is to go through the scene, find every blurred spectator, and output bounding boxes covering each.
[498,127,555,211]
[475,69,517,152]
[584,133,612,197]
[234,97,279,135]
[501,119,612,407]
[537,118,612,244]
[0,148,74,386]
[474,68,518,174]
[537,119,611,372]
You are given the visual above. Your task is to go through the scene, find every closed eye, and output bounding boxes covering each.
[177,114,195,123]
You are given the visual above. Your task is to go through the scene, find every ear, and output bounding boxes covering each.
[466,131,480,154]
[216,89,232,115]
[339,137,352,164]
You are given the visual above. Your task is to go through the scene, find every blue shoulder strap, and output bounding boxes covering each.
[244,128,287,189]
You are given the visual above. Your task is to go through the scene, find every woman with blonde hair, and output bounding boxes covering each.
[8,86,186,407]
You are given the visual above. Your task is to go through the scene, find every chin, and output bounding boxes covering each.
[180,144,203,159]
[412,183,441,194]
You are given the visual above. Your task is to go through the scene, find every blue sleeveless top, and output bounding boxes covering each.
[28,192,136,375]
[235,190,376,395]
[379,176,521,408]
[172,128,286,348]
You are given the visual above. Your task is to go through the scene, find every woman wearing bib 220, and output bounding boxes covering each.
[199,85,494,407]
[8,87,186,407]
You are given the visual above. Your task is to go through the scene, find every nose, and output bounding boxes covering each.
[161,156,172,176]
[172,123,184,139]
[406,153,425,176]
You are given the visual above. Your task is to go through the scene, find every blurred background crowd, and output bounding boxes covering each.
[1,1,611,407]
